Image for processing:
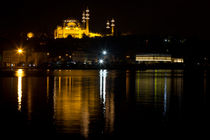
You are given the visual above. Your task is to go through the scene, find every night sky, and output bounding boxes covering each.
[0,0,210,39]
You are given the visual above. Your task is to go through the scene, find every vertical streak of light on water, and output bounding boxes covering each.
[16,69,24,112]
[164,73,167,115]
[18,76,22,111]
[47,76,49,99]
[100,70,103,100]
[100,70,107,111]
[53,76,57,118]
[103,70,107,106]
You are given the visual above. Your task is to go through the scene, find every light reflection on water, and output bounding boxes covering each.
[50,69,183,136]
[135,69,183,115]
[52,70,99,137]
[3,69,209,138]
[15,69,24,111]
[50,69,114,137]
[100,69,107,109]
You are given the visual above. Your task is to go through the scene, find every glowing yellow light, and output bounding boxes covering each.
[136,55,184,63]
[27,32,34,39]
[89,32,102,38]
[18,76,22,111]
[17,48,23,54]
[54,11,102,39]
[172,58,184,63]
[136,56,172,62]
[15,69,24,111]
[16,69,25,77]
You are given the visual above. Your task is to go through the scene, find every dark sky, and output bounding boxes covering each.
[0,0,210,39]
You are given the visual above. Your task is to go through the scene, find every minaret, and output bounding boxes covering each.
[111,18,115,36]
[85,8,90,35]
[106,20,110,29]
[82,11,86,28]
[106,20,110,36]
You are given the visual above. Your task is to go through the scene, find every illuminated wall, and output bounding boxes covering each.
[54,20,84,39]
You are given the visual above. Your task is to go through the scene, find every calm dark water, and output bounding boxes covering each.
[0,69,209,139]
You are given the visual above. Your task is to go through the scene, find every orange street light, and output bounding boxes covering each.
[17,48,23,55]
[27,32,34,39]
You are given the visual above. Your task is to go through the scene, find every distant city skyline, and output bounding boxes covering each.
[0,0,210,39]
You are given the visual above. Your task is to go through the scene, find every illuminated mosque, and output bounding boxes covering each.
[54,8,115,39]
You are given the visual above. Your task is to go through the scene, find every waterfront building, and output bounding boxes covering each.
[136,54,184,63]
[2,50,26,67]
[2,49,47,67]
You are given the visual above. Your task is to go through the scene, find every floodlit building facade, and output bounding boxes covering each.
[54,8,102,39]
[54,19,85,39]
[136,54,184,63]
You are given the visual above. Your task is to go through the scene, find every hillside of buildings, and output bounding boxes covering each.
[0,35,210,69]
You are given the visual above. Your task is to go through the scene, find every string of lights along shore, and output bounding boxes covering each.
[54,7,115,39]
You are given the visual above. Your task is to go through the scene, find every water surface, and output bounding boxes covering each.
[0,69,209,139]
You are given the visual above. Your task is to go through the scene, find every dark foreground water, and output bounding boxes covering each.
[0,69,209,139]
